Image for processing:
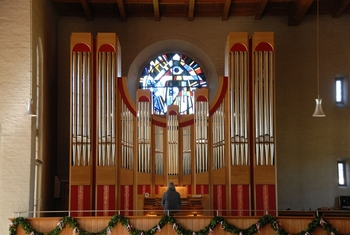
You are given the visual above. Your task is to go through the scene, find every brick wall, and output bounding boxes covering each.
[0,0,32,234]
[0,1,57,234]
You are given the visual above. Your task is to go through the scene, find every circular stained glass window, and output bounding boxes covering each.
[139,53,207,115]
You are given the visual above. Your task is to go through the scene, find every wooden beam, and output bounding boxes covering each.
[80,0,93,21]
[255,0,268,20]
[188,0,195,21]
[288,0,313,26]
[332,0,350,18]
[222,0,232,21]
[153,0,160,21]
[116,0,127,21]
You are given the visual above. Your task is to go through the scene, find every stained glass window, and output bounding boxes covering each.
[139,53,207,115]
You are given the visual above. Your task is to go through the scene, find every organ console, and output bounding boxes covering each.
[143,196,204,216]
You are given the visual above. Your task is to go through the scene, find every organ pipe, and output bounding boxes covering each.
[137,100,151,173]
[195,100,208,173]
[71,51,91,166]
[254,51,275,166]
[97,51,116,166]
[121,102,133,170]
[230,50,249,166]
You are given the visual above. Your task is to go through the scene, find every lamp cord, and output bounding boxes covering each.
[316,0,320,99]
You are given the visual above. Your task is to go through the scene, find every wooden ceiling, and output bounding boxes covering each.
[51,0,350,26]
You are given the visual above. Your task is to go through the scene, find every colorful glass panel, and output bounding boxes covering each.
[140,53,207,115]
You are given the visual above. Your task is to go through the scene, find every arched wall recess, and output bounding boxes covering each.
[127,39,219,103]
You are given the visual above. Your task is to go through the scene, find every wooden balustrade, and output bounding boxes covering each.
[9,215,350,235]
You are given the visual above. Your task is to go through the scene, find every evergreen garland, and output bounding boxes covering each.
[8,214,349,235]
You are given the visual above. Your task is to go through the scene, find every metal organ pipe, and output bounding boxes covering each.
[264,51,269,165]
[167,114,179,175]
[254,50,275,166]
[77,52,82,166]
[137,101,151,173]
[269,52,275,165]
[121,103,133,170]
[155,125,164,175]
[195,101,208,173]
[97,51,116,167]
[212,102,225,169]
[71,51,91,167]
[230,50,248,166]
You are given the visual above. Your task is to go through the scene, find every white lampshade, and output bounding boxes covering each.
[25,98,36,116]
[312,98,325,117]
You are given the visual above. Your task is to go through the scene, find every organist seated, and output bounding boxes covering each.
[162,182,181,216]
[143,186,203,216]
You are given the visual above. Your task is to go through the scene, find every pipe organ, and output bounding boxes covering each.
[167,106,179,175]
[69,32,276,216]
[195,89,209,173]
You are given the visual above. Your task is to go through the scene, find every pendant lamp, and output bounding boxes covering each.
[25,98,36,116]
[312,0,325,117]
[25,76,36,117]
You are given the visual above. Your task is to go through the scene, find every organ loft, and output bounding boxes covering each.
[69,32,276,217]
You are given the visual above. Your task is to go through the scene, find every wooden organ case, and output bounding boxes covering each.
[68,32,276,216]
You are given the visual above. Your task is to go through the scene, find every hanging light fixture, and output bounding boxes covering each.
[312,0,325,117]
[25,98,36,116]
[25,76,36,117]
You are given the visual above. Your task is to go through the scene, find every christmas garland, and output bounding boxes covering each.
[8,214,349,235]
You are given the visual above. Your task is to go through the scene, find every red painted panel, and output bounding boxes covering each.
[256,185,276,216]
[230,43,248,52]
[255,42,274,52]
[209,77,228,116]
[196,95,208,102]
[98,44,115,52]
[72,43,91,52]
[152,119,167,128]
[118,78,137,116]
[120,185,133,216]
[196,184,209,194]
[70,185,91,217]
[186,185,192,195]
[168,110,178,115]
[213,185,227,216]
[137,185,151,194]
[97,185,116,216]
[231,184,250,216]
[138,96,150,102]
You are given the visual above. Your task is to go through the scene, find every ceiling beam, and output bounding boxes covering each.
[188,0,195,21]
[80,0,93,21]
[332,0,350,18]
[255,0,268,20]
[116,0,127,21]
[222,0,232,21]
[153,0,160,21]
[288,0,313,26]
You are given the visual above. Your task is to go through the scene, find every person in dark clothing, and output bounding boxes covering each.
[162,182,181,215]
